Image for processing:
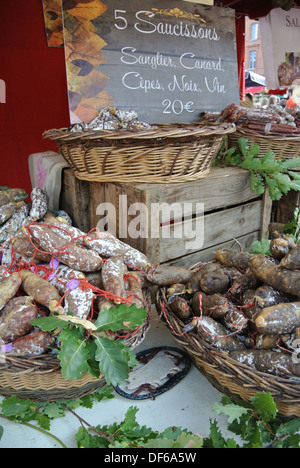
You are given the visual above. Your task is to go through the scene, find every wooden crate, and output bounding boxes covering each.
[60,167,272,266]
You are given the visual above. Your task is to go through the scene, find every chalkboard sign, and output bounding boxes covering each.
[62,0,240,124]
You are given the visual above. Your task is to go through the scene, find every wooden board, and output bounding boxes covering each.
[59,169,91,233]
[62,0,240,124]
[165,232,260,267]
[131,166,261,222]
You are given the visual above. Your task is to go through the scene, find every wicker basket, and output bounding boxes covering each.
[156,286,300,420]
[228,127,300,163]
[0,292,151,402]
[44,123,236,184]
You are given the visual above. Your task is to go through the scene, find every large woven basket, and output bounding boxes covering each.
[228,127,300,163]
[44,123,235,184]
[0,292,151,402]
[156,287,300,420]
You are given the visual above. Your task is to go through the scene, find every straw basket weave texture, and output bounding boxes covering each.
[228,127,300,164]
[44,123,236,184]
[0,292,151,402]
[156,286,300,420]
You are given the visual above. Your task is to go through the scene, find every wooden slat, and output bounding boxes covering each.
[126,167,260,222]
[60,169,90,232]
[159,200,262,263]
[165,232,260,267]
[274,191,300,225]
[88,180,106,231]
[142,188,161,265]
[261,190,273,240]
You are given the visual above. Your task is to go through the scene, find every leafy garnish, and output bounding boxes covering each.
[249,238,271,255]
[216,137,300,201]
[1,392,299,448]
[30,304,148,384]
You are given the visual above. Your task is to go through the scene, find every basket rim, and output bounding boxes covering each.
[43,122,236,143]
[71,167,212,185]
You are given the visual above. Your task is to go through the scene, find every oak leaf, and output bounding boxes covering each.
[67,0,108,21]
[67,68,110,98]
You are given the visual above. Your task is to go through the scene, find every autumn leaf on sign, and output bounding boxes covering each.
[62,0,113,123]
[42,0,64,47]
[67,0,108,21]
[68,68,110,98]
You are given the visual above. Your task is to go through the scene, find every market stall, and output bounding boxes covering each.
[1,0,300,449]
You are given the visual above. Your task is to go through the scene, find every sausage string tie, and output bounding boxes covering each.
[12,335,34,344]
[161,301,187,337]
[17,224,134,305]
[207,298,229,318]
[23,223,104,266]
[193,294,246,338]
[54,276,134,309]
[275,337,294,355]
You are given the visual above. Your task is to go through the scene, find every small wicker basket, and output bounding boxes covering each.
[156,286,300,420]
[228,127,300,163]
[0,292,151,402]
[44,123,236,184]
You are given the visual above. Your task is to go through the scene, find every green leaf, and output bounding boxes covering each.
[241,154,255,169]
[58,327,91,381]
[238,137,249,158]
[159,426,187,440]
[279,158,300,171]
[144,432,203,449]
[214,137,300,202]
[118,406,139,433]
[244,424,263,448]
[250,171,265,195]
[95,303,147,333]
[248,143,260,158]
[92,385,115,403]
[122,345,139,369]
[206,419,227,448]
[251,393,277,422]
[0,425,3,441]
[0,395,52,430]
[1,395,37,419]
[289,180,300,192]
[288,170,300,180]
[35,413,52,431]
[93,335,131,386]
[223,147,236,160]
[114,405,158,443]
[224,148,243,165]
[226,438,238,448]
[258,150,279,173]
[76,426,107,448]
[281,434,300,448]
[265,175,283,201]
[212,402,251,425]
[30,315,71,332]
[272,172,293,195]
[250,239,271,255]
[42,402,67,420]
[277,418,300,436]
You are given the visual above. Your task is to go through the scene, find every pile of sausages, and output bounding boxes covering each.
[155,235,300,379]
[0,187,151,357]
[201,103,300,136]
